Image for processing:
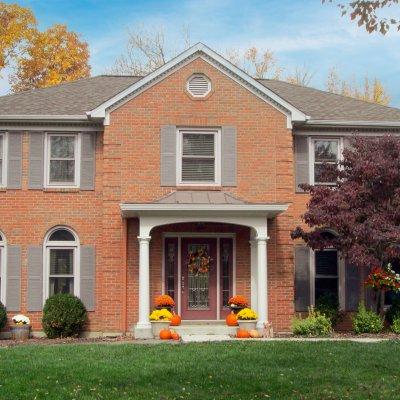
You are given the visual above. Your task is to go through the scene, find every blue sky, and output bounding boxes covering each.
[2,0,400,105]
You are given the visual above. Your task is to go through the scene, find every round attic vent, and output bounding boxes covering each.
[187,74,211,98]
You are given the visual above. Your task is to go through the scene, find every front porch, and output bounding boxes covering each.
[120,191,289,339]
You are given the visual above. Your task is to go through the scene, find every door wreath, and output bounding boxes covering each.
[187,246,211,275]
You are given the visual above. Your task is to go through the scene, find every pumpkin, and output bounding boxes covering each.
[171,331,180,340]
[249,329,261,338]
[159,329,172,340]
[170,314,182,326]
[226,312,238,326]
[236,329,250,339]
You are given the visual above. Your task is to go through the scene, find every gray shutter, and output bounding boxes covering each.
[7,132,23,189]
[27,246,43,311]
[294,136,309,192]
[221,126,237,186]
[6,245,21,311]
[345,260,360,311]
[80,246,95,311]
[29,132,44,189]
[80,132,96,190]
[294,245,310,312]
[160,125,176,186]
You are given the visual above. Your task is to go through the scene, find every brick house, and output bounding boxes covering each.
[0,43,399,338]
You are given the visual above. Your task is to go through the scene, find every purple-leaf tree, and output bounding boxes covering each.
[291,135,400,311]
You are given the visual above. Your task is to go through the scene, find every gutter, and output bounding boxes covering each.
[301,119,400,128]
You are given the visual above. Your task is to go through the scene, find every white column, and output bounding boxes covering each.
[134,235,153,339]
[256,235,269,330]
[249,240,258,310]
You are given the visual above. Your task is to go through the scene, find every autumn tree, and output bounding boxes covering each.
[0,2,36,71]
[323,0,400,34]
[10,24,90,92]
[285,65,315,86]
[292,135,400,309]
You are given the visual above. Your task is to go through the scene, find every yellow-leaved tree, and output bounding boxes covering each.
[10,24,90,92]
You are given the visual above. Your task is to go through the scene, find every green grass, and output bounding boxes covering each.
[1,341,400,399]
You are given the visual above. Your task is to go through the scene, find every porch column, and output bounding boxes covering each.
[134,235,153,339]
[249,240,258,310]
[256,235,269,330]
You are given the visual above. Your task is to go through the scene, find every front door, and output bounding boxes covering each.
[181,238,217,320]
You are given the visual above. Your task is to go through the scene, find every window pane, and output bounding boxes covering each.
[50,160,75,183]
[314,140,338,162]
[49,277,74,296]
[50,249,73,275]
[182,158,215,182]
[49,229,75,242]
[182,134,214,156]
[315,278,338,301]
[315,250,338,276]
[50,136,75,158]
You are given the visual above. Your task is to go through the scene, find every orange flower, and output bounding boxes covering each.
[228,295,249,308]
[154,294,175,307]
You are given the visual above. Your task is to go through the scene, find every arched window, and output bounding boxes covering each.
[0,232,5,304]
[45,227,79,298]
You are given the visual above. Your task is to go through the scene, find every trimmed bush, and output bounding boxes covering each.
[291,308,332,337]
[385,298,400,325]
[352,303,384,334]
[42,294,87,338]
[0,302,7,330]
[391,317,400,334]
[315,293,343,326]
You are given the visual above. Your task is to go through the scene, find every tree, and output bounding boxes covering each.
[323,0,400,34]
[10,24,90,92]
[326,67,390,105]
[0,2,36,71]
[285,65,315,86]
[291,135,400,311]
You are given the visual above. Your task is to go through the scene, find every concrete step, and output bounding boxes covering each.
[173,323,237,336]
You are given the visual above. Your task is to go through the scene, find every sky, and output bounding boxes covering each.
[2,0,400,105]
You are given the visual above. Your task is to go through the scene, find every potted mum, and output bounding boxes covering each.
[227,295,249,314]
[149,308,173,338]
[237,308,258,330]
[154,295,175,312]
[11,314,31,341]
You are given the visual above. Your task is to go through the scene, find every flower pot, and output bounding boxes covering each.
[151,320,170,338]
[11,325,30,341]
[237,320,257,330]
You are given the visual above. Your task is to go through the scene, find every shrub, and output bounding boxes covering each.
[315,293,343,326]
[391,317,400,334]
[352,303,384,334]
[385,298,400,325]
[42,294,87,338]
[0,302,7,330]
[291,307,332,337]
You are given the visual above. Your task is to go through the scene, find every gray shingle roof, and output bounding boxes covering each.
[0,74,400,123]
[156,191,247,204]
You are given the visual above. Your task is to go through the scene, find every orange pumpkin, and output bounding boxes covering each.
[171,331,180,340]
[236,329,251,339]
[226,312,238,326]
[170,314,182,326]
[249,329,261,338]
[159,329,172,340]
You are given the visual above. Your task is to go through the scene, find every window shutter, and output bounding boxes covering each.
[160,125,176,186]
[6,245,21,311]
[80,132,96,190]
[294,245,310,312]
[7,132,23,189]
[80,246,95,311]
[29,132,44,189]
[345,260,360,311]
[364,267,375,310]
[27,246,43,311]
[294,136,309,192]
[221,126,237,186]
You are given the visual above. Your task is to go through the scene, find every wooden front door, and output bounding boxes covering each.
[181,238,217,320]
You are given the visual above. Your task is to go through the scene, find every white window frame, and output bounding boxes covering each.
[310,248,345,310]
[176,128,221,186]
[0,232,6,305]
[44,133,81,188]
[43,227,80,302]
[309,137,343,185]
[0,132,8,188]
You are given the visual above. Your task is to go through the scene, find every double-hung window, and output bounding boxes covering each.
[46,134,79,187]
[0,133,6,187]
[178,128,221,185]
[311,139,341,185]
[314,249,339,304]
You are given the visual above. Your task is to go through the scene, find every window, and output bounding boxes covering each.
[310,138,341,185]
[45,227,79,298]
[45,134,79,187]
[177,129,221,185]
[0,133,6,187]
[314,249,339,304]
[0,232,5,304]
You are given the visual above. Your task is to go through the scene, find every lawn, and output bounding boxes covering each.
[0,341,400,399]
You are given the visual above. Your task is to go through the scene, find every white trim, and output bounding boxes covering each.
[176,127,221,186]
[87,43,307,127]
[0,115,88,121]
[303,119,400,128]
[0,132,7,188]
[44,133,81,189]
[216,237,220,320]
[0,232,6,305]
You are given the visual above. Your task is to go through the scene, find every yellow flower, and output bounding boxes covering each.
[237,308,258,320]
[149,308,173,321]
